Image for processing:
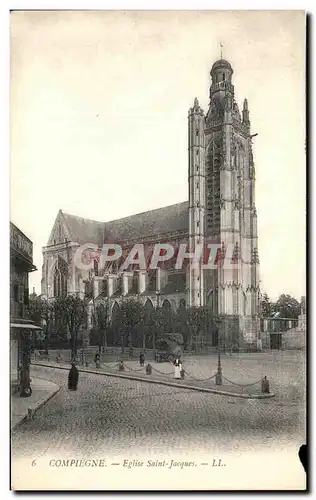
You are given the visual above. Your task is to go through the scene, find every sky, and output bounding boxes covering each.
[10,10,306,301]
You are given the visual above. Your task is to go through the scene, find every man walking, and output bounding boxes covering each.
[68,362,79,391]
[139,352,145,367]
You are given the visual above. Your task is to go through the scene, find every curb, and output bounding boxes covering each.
[12,383,61,431]
[31,363,275,400]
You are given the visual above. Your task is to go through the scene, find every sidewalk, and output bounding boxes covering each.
[11,377,60,431]
[31,359,274,399]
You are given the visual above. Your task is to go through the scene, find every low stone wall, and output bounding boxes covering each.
[260,328,305,350]
[282,328,305,350]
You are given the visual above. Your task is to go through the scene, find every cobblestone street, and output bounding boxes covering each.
[11,352,306,490]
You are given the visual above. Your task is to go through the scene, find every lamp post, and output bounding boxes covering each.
[154,290,161,357]
[215,317,222,385]
[103,299,110,353]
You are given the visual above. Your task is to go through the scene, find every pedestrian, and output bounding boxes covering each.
[139,352,145,367]
[94,352,101,368]
[68,362,79,391]
[261,375,270,394]
[173,357,182,380]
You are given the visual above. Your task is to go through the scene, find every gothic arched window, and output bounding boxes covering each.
[53,257,68,297]
[144,299,154,323]
[162,299,171,310]
[53,267,61,298]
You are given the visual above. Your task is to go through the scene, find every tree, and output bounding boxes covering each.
[151,306,170,352]
[174,305,189,348]
[273,294,301,319]
[260,293,274,318]
[92,301,110,351]
[27,295,54,347]
[143,302,154,351]
[117,299,145,351]
[54,295,86,358]
[27,294,42,326]
[184,306,220,351]
[186,306,209,350]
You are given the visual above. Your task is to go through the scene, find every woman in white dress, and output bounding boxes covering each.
[173,358,182,379]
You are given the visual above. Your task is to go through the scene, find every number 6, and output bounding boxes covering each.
[31,460,36,467]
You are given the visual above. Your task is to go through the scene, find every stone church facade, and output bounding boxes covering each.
[41,58,261,347]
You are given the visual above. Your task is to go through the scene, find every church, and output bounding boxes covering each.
[41,58,261,348]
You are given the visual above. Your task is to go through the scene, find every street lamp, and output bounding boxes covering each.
[154,290,161,357]
[215,317,222,385]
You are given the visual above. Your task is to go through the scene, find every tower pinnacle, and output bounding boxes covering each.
[242,98,250,129]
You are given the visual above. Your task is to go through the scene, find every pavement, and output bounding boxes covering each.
[32,349,306,400]
[11,351,306,490]
[31,357,274,398]
[11,377,60,430]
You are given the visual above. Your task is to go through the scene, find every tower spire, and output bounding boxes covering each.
[220,42,223,59]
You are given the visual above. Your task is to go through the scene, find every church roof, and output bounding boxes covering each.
[211,59,233,74]
[62,212,105,246]
[61,201,189,246]
[104,201,188,242]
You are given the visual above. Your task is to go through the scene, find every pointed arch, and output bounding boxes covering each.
[162,299,171,310]
[111,301,120,319]
[144,298,154,310]
[53,256,68,297]
[144,298,154,326]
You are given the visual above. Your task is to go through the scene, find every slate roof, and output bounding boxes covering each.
[104,202,188,242]
[211,58,233,74]
[60,201,189,245]
[62,212,104,246]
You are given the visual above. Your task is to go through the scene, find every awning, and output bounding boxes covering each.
[10,323,42,330]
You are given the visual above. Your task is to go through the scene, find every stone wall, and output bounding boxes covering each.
[260,328,305,350]
[282,328,305,350]
[298,313,306,330]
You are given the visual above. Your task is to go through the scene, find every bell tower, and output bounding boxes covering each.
[202,57,260,347]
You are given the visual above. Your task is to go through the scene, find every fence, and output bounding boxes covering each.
[260,317,298,333]
[33,343,265,366]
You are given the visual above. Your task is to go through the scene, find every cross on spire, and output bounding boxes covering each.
[220,42,223,59]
